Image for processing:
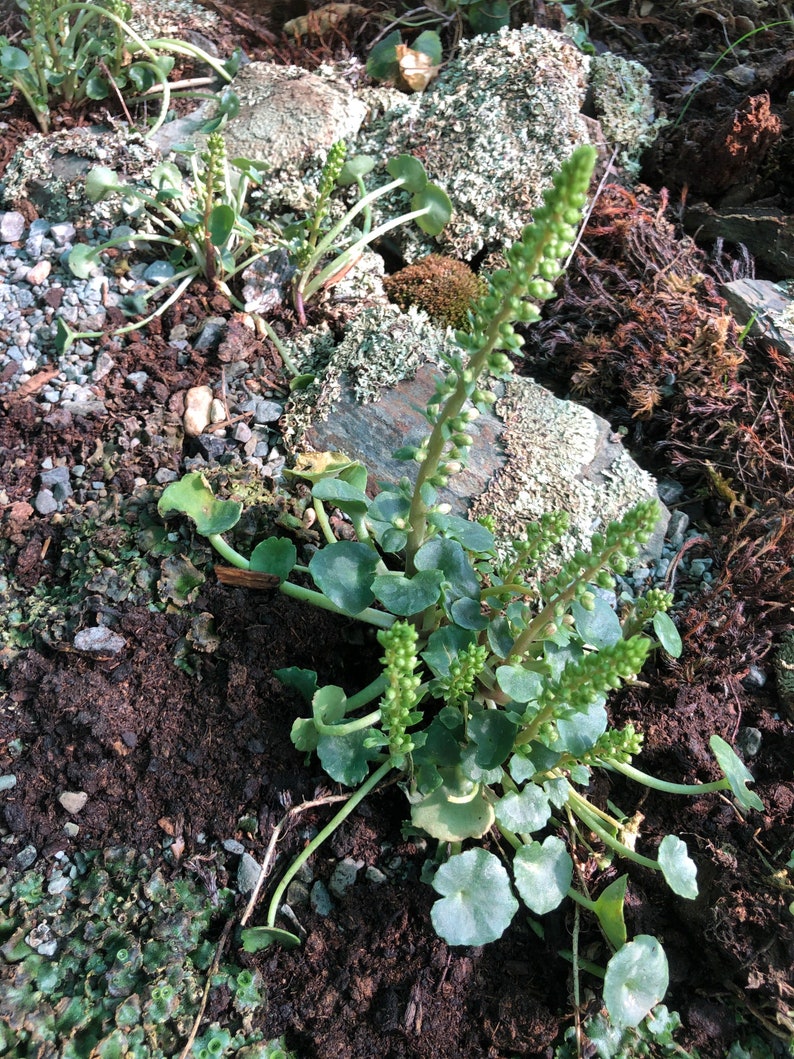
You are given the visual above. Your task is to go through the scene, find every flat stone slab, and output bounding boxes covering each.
[306,365,668,562]
[721,278,794,356]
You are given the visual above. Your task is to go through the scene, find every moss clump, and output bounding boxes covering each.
[383,255,486,329]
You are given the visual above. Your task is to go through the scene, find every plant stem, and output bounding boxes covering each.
[568,792,658,871]
[603,757,730,797]
[264,758,394,928]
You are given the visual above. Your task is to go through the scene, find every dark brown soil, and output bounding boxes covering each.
[1,2,794,1057]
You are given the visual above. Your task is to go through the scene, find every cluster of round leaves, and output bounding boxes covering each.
[0,848,290,1058]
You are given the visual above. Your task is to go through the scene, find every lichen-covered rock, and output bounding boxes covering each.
[353,25,592,262]
[590,53,667,176]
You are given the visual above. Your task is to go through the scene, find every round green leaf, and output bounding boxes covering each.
[466,0,510,34]
[311,477,370,515]
[513,836,572,914]
[208,203,236,247]
[468,711,518,770]
[495,784,551,834]
[604,936,669,1029]
[308,540,379,615]
[366,30,401,82]
[67,244,100,279]
[709,734,764,811]
[317,730,379,786]
[657,835,698,899]
[338,155,376,186]
[84,72,109,100]
[653,611,682,657]
[412,184,452,236]
[290,716,319,753]
[411,782,495,842]
[496,664,543,704]
[250,537,297,583]
[386,154,428,193]
[431,849,518,946]
[411,29,443,64]
[571,597,622,649]
[372,570,443,616]
[1,46,30,71]
[85,165,123,203]
[427,513,495,554]
[128,62,156,92]
[158,472,242,535]
[415,537,479,600]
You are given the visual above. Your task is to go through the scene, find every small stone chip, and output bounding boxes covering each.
[73,627,127,656]
[58,791,88,814]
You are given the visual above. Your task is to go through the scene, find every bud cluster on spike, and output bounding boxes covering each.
[436,642,489,710]
[583,723,645,766]
[376,621,423,761]
[536,636,652,719]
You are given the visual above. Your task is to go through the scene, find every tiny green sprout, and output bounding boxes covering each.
[159,147,763,1031]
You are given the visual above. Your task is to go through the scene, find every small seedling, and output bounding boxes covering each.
[57,131,273,353]
[288,143,452,323]
[159,146,763,1030]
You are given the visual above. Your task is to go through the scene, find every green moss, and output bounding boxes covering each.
[383,254,487,329]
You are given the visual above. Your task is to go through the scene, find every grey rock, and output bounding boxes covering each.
[736,727,762,757]
[15,844,38,869]
[58,791,88,814]
[63,822,79,837]
[0,774,17,791]
[237,851,262,894]
[743,666,767,689]
[285,879,311,907]
[40,465,72,500]
[34,489,58,515]
[50,221,77,246]
[73,627,127,655]
[194,316,227,351]
[143,260,176,284]
[233,422,253,443]
[0,211,25,242]
[328,857,364,899]
[310,880,335,916]
[47,873,71,895]
[253,400,283,424]
[222,838,246,855]
[154,467,178,485]
[125,371,148,393]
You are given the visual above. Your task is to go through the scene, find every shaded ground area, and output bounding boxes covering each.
[1,1,794,1057]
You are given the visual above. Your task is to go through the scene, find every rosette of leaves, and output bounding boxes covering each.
[0,848,292,1057]
[158,147,763,1031]
[0,0,239,134]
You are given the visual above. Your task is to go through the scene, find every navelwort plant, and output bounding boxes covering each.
[0,0,238,134]
[56,129,271,354]
[159,146,763,1029]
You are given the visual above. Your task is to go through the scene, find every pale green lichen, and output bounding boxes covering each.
[352,25,591,262]
[590,53,667,176]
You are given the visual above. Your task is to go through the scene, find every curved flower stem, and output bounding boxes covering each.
[264,758,394,929]
[568,792,658,871]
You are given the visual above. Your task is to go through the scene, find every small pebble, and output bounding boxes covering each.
[0,774,17,791]
[310,880,334,916]
[183,385,214,436]
[328,857,364,899]
[73,627,127,656]
[58,791,88,814]
[223,838,245,855]
[15,844,38,869]
[253,400,283,425]
[125,371,148,393]
[63,822,79,838]
[237,851,261,894]
[736,727,762,757]
[743,665,767,689]
[33,489,58,515]
[0,211,25,242]
[210,397,226,423]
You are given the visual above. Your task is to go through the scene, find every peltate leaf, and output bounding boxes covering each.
[316,730,379,786]
[571,596,622,649]
[413,183,453,236]
[431,849,518,946]
[468,711,518,770]
[421,625,476,678]
[157,472,242,535]
[415,537,479,600]
[513,836,572,914]
[386,153,428,193]
[411,782,494,842]
[208,203,236,247]
[274,666,318,703]
[85,165,123,202]
[67,244,100,279]
[495,784,551,834]
[311,477,370,515]
[372,569,443,616]
[604,936,669,1029]
[496,664,544,704]
[250,537,297,582]
[308,541,379,614]
[365,30,401,82]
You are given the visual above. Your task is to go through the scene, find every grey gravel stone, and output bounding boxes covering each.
[233,422,253,443]
[237,851,262,894]
[58,791,88,814]
[50,221,76,246]
[328,857,364,899]
[40,464,72,500]
[222,838,245,855]
[126,371,148,393]
[34,489,58,515]
[73,627,127,655]
[15,844,38,869]
[253,400,283,424]
[0,774,17,791]
[143,260,176,283]
[0,211,25,242]
[736,727,762,757]
[310,880,334,916]
[195,316,226,351]
[743,665,767,689]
